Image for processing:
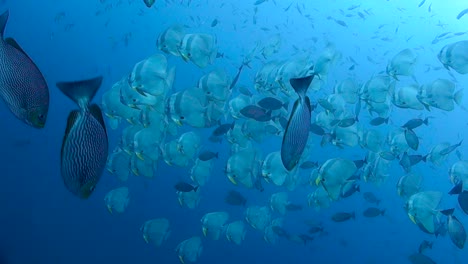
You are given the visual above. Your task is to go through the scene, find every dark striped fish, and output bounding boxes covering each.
[0,11,49,128]
[58,76,108,199]
[281,74,314,171]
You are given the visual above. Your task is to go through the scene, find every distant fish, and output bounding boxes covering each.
[457,8,468,20]
[254,0,268,5]
[363,207,385,217]
[281,74,315,171]
[211,18,219,27]
[143,0,155,8]
[441,208,466,249]
[331,212,355,222]
[198,151,218,161]
[408,253,436,264]
[212,122,234,137]
[405,129,419,150]
[258,97,287,111]
[57,76,108,199]
[224,190,247,206]
[0,11,49,128]
[240,105,272,121]
[440,140,463,156]
[174,181,198,192]
[418,0,426,7]
[418,240,433,254]
[310,123,325,136]
[369,117,389,126]
[402,117,429,130]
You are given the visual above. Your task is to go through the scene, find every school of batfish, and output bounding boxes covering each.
[2,0,468,263]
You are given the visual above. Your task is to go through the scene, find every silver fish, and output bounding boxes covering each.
[58,76,108,199]
[281,74,314,171]
[405,129,419,150]
[0,11,49,128]
[442,208,466,249]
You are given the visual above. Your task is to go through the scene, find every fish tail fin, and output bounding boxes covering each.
[422,154,428,162]
[0,10,9,38]
[441,208,455,216]
[454,89,464,106]
[423,117,429,126]
[381,209,386,216]
[57,76,103,108]
[356,185,361,192]
[290,75,314,97]
[194,186,199,192]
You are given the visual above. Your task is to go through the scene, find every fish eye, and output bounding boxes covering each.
[180,116,185,120]
[188,53,192,57]
[132,99,137,102]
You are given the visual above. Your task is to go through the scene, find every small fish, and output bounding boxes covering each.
[363,192,380,205]
[440,140,463,156]
[57,76,108,199]
[441,208,466,249]
[143,0,155,8]
[224,190,247,206]
[258,97,287,110]
[379,151,396,161]
[308,225,324,234]
[0,11,49,128]
[334,19,348,27]
[418,240,433,254]
[240,105,272,122]
[363,207,385,217]
[401,117,429,130]
[338,117,356,128]
[310,123,325,136]
[281,75,314,171]
[212,122,234,137]
[238,86,253,96]
[198,151,218,161]
[418,0,426,7]
[408,253,436,264]
[369,117,389,126]
[254,0,268,5]
[331,212,355,222]
[341,181,360,198]
[211,18,219,27]
[405,129,419,150]
[174,181,198,192]
[348,64,355,71]
[457,8,468,20]
[271,226,289,237]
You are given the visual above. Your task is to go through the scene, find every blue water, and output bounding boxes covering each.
[1,0,468,263]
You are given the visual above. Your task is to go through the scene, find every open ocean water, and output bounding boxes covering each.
[1,1,468,264]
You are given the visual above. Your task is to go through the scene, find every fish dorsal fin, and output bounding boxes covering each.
[441,208,455,216]
[5,38,26,55]
[89,104,107,134]
[0,10,8,38]
[56,76,103,108]
[290,74,314,97]
[62,110,80,156]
